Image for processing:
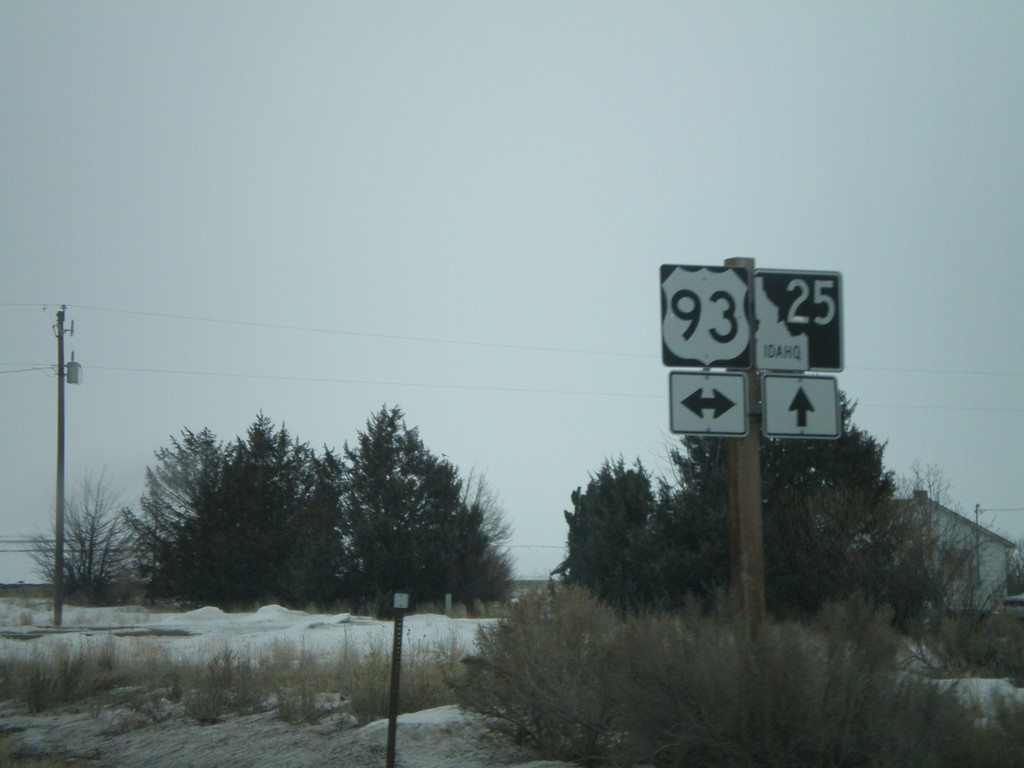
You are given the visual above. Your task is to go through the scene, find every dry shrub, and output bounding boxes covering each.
[22,665,58,714]
[7,641,126,713]
[337,636,391,724]
[0,737,70,768]
[458,590,1023,768]
[332,630,465,725]
[608,606,746,766]
[454,586,619,765]
[921,612,1024,684]
[398,632,465,713]
[182,648,268,723]
[276,681,324,725]
[263,642,334,725]
[101,686,177,737]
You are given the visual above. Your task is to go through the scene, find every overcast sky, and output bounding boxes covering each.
[2,1,1022,584]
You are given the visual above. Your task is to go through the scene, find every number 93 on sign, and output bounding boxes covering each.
[661,265,751,369]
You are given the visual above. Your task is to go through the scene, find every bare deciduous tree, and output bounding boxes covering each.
[30,470,136,604]
[460,468,515,602]
[899,462,1007,616]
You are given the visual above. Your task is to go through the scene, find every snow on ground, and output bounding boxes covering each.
[0,598,570,768]
[0,600,483,665]
[4,599,1024,767]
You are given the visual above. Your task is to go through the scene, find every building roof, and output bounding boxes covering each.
[904,490,1016,549]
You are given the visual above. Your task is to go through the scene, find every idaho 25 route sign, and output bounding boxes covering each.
[661,265,751,368]
[754,270,843,372]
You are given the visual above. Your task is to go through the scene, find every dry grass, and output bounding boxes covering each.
[0,738,76,768]
[171,631,469,726]
[0,628,468,732]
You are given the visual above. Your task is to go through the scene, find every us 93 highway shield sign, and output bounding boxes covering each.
[661,265,752,368]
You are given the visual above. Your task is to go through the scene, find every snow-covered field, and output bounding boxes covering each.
[4,598,1024,767]
[0,599,568,768]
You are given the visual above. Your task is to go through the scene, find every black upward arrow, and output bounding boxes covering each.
[682,388,736,419]
[789,387,814,427]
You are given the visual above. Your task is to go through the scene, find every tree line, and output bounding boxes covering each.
[37,406,513,612]
[37,394,1020,624]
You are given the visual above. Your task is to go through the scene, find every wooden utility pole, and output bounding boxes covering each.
[53,306,67,627]
[724,258,765,635]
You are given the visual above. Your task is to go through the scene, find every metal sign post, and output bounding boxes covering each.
[386,592,409,768]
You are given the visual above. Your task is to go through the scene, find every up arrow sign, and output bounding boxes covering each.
[670,372,748,436]
[762,375,841,439]
[788,387,814,427]
[683,388,736,419]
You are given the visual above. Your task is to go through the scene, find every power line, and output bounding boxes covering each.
[85,364,660,400]
[4,359,1022,412]
[73,306,1024,377]
[69,304,653,360]
[853,365,1024,378]
[0,366,52,375]
[856,402,1023,414]
[5,302,1024,379]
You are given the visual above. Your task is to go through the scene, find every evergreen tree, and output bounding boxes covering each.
[128,408,512,610]
[556,458,663,612]
[125,416,344,606]
[556,457,731,612]
[558,395,926,624]
[282,445,349,606]
[126,426,225,602]
[338,406,512,612]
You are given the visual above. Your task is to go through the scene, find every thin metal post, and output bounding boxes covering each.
[386,595,407,768]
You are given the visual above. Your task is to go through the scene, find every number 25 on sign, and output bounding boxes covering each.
[661,265,751,369]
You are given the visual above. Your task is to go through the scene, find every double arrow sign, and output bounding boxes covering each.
[670,372,840,439]
[670,373,748,436]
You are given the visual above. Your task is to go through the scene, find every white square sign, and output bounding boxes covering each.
[669,371,748,436]
[761,375,841,439]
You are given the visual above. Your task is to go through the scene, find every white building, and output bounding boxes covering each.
[908,490,1014,613]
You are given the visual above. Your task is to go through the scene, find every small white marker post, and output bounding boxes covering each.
[386,592,409,768]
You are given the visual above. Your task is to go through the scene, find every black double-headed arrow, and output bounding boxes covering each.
[682,388,736,419]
